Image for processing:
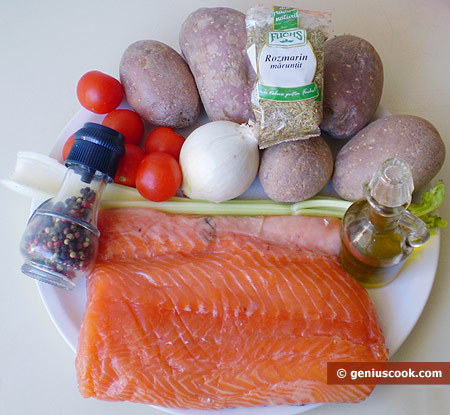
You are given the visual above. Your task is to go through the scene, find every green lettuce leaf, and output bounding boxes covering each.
[409,180,447,233]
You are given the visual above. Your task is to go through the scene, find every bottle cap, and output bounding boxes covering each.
[368,158,414,207]
[65,123,125,182]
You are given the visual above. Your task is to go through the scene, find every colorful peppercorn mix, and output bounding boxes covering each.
[21,187,100,282]
[20,123,125,289]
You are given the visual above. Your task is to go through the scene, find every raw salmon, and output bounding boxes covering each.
[76,208,388,409]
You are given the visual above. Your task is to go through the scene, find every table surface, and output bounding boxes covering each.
[1,1,449,414]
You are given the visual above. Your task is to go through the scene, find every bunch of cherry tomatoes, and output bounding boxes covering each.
[63,70,185,202]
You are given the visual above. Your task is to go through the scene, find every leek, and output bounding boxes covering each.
[1,151,148,202]
[1,152,445,230]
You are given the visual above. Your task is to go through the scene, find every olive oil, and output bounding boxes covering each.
[340,159,430,288]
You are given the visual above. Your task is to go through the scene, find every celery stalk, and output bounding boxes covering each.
[99,199,349,217]
[1,152,446,229]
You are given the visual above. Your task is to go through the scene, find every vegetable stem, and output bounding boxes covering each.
[2,152,446,231]
[100,199,293,216]
[99,196,353,218]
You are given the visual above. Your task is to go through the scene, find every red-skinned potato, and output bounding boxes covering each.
[333,115,446,201]
[120,40,200,128]
[179,7,255,124]
[259,137,334,203]
[321,35,384,139]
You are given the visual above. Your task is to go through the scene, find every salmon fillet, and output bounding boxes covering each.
[76,208,388,409]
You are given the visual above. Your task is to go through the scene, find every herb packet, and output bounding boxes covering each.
[246,5,331,148]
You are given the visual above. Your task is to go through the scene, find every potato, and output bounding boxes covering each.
[179,7,255,124]
[259,137,334,202]
[321,35,383,139]
[120,40,200,128]
[333,115,446,201]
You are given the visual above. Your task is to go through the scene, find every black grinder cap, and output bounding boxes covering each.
[65,123,125,183]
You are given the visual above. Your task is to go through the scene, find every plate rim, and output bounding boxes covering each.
[35,104,440,414]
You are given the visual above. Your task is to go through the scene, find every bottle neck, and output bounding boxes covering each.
[51,165,108,227]
[366,196,407,231]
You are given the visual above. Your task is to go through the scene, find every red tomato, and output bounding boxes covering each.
[102,109,144,145]
[144,126,185,160]
[76,70,123,114]
[114,144,146,187]
[135,152,182,202]
[62,134,74,160]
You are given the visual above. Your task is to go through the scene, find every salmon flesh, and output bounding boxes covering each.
[76,208,388,409]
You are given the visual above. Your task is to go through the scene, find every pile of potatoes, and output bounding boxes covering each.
[119,7,254,129]
[118,7,445,203]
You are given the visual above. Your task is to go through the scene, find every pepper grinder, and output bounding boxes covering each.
[20,123,124,290]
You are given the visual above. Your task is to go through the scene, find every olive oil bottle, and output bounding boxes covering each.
[340,158,430,288]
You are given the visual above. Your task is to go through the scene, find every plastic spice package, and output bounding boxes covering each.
[246,5,332,148]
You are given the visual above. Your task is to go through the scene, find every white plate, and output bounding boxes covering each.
[36,104,440,415]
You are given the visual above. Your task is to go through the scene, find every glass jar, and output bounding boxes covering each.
[20,123,124,289]
[340,158,430,288]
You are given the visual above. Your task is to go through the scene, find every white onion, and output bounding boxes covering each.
[180,121,260,203]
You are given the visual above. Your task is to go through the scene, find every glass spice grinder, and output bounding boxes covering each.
[20,123,124,290]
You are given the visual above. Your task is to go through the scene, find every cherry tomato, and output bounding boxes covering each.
[114,144,146,187]
[102,109,144,145]
[144,126,185,161]
[76,70,123,114]
[135,152,182,202]
[62,134,74,160]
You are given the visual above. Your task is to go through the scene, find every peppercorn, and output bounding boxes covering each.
[21,186,99,280]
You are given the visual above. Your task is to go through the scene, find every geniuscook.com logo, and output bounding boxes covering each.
[267,29,307,47]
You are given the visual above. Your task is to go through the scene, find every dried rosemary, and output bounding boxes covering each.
[246,5,331,148]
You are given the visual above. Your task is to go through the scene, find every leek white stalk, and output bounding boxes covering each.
[2,151,352,217]
[2,151,147,202]
[179,121,260,203]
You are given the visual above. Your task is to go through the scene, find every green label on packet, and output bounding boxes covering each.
[259,82,319,101]
[315,87,322,102]
[273,7,299,30]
